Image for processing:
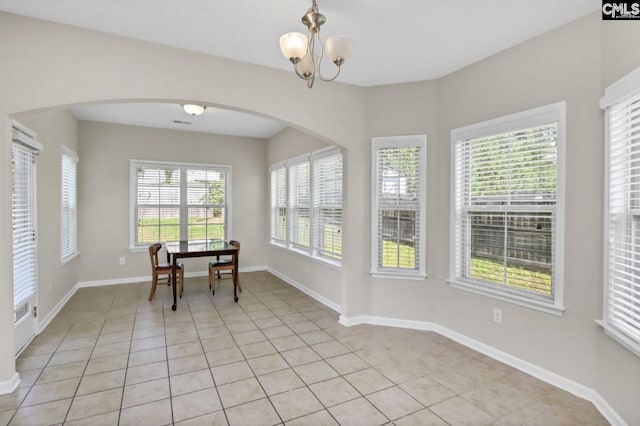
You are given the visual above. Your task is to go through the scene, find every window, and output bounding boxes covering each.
[269,147,343,264]
[450,102,565,314]
[130,160,231,248]
[371,135,427,278]
[600,66,640,356]
[61,146,78,263]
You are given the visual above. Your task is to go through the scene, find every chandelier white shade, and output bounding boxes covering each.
[183,104,206,116]
[279,0,352,88]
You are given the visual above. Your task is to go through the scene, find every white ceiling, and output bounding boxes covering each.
[0,0,600,137]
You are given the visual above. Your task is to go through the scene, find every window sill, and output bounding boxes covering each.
[129,246,148,253]
[269,241,342,271]
[370,271,427,281]
[61,252,80,265]
[596,320,640,358]
[448,278,565,316]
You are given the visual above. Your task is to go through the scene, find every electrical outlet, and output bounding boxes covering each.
[493,308,502,324]
[119,256,126,266]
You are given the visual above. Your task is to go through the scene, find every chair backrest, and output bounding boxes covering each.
[148,243,163,269]
[229,240,240,253]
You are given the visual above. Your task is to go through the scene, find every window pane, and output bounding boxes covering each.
[379,209,417,269]
[188,207,225,240]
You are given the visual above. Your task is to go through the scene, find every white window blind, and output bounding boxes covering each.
[603,84,640,352]
[371,135,427,277]
[312,152,342,260]
[270,166,287,243]
[451,102,565,313]
[131,161,230,247]
[289,160,311,249]
[12,140,39,316]
[61,147,78,263]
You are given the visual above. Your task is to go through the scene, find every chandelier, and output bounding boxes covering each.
[279,0,352,88]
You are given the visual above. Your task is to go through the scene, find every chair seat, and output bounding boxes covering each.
[155,262,183,272]
[209,259,232,267]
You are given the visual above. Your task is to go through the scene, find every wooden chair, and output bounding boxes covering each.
[208,240,242,296]
[148,243,184,301]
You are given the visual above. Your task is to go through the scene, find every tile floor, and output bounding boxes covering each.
[2,271,608,425]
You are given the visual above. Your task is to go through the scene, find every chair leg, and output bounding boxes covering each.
[149,274,158,301]
[235,269,242,293]
[179,270,184,298]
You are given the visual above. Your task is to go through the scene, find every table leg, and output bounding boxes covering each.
[233,252,239,303]
[171,255,177,311]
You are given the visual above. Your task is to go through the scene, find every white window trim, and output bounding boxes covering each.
[449,102,566,316]
[370,134,428,280]
[60,145,79,264]
[599,66,640,357]
[129,159,232,251]
[268,146,343,268]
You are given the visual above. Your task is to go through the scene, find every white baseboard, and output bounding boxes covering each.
[0,372,20,395]
[267,267,342,314]
[338,314,626,426]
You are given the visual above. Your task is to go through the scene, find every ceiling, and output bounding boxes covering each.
[0,0,600,137]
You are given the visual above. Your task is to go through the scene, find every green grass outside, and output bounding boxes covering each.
[470,257,552,295]
[381,240,416,269]
[138,217,224,243]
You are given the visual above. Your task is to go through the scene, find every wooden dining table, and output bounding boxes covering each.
[164,239,240,311]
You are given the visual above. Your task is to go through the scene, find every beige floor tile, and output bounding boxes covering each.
[375,362,426,384]
[288,321,320,334]
[311,340,350,359]
[9,398,71,426]
[345,368,394,395]
[96,330,132,346]
[22,376,80,406]
[16,354,51,372]
[233,330,267,345]
[399,376,455,407]
[16,370,40,389]
[122,377,170,408]
[366,386,424,420]
[175,410,227,425]
[285,409,338,426]
[169,353,209,376]
[325,353,370,375]
[47,348,92,367]
[130,335,165,352]
[84,353,128,375]
[270,387,323,421]
[63,410,120,425]
[227,321,258,334]
[281,347,321,366]
[165,329,199,346]
[309,377,360,407]
[393,408,448,426]
[429,396,494,426]
[328,397,388,426]
[206,346,245,367]
[197,325,231,340]
[66,388,123,421]
[429,367,482,394]
[460,381,536,418]
[170,368,215,396]
[36,361,86,385]
[254,316,284,329]
[125,361,168,386]
[91,341,131,358]
[167,341,203,360]
[201,335,236,352]
[128,347,167,367]
[0,388,29,411]
[58,336,98,352]
[172,387,222,422]
[258,368,305,396]
[298,330,333,345]
[262,325,294,339]
[226,397,282,425]
[294,360,339,385]
[247,353,289,376]
[132,326,165,341]
[270,335,307,352]
[239,341,277,359]
[119,398,173,426]
[217,377,266,408]
[0,410,15,426]
[76,369,126,395]
[211,360,255,386]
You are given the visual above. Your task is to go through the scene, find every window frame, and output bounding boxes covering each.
[599,66,640,357]
[129,159,232,250]
[370,134,427,280]
[449,102,566,315]
[269,146,343,267]
[60,145,79,264]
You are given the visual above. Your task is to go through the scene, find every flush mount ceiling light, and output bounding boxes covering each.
[279,0,352,89]
[183,104,206,116]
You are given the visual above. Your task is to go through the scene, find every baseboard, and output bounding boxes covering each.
[0,372,20,395]
[267,267,342,314]
[37,283,79,334]
[338,314,626,426]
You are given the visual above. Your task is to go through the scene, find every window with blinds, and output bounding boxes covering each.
[12,137,40,321]
[601,67,640,354]
[61,147,78,263]
[270,166,287,243]
[450,102,565,313]
[131,161,230,247]
[371,135,427,278]
[269,147,343,264]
